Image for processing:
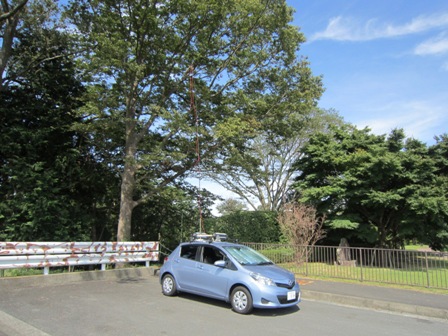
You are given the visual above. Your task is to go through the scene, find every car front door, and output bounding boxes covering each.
[194,246,234,300]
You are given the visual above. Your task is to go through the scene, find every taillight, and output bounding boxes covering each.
[164,256,169,263]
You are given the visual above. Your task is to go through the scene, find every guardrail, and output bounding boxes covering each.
[245,243,448,290]
[0,241,159,276]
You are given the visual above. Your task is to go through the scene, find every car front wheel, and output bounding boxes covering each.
[162,274,177,296]
[230,286,253,314]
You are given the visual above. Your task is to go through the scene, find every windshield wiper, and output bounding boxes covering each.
[257,261,274,265]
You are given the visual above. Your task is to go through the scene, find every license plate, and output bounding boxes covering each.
[287,290,296,301]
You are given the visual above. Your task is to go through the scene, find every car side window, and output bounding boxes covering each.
[180,245,199,260]
[202,246,226,265]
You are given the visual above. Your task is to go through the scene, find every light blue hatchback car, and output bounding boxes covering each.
[159,233,301,314]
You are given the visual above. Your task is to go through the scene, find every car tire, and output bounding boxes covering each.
[162,274,177,296]
[230,286,253,314]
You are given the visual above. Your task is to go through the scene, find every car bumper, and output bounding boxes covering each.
[251,283,301,309]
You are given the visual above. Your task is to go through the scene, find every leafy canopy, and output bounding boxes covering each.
[293,126,448,249]
[65,0,318,240]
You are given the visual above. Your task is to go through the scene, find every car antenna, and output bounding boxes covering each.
[189,65,204,233]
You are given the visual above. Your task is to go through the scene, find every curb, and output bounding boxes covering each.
[0,267,158,289]
[302,289,448,321]
[0,310,51,336]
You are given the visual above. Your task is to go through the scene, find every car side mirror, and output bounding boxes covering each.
[214,260,226,268]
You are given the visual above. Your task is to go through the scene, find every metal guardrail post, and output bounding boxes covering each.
[359,248,364,282]
[305,247,309,276]
[425,252,430,288]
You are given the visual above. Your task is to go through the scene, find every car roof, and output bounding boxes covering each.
[179,241,243,248]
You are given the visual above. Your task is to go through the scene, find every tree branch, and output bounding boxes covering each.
[0,0,28,22]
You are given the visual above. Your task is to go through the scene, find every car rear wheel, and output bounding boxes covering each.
[230,286,253,314]
[162,274,177,296]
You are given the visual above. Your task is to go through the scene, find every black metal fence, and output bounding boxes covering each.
[244,243,448,290]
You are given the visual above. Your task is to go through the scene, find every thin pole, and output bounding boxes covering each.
[189,65,204,233]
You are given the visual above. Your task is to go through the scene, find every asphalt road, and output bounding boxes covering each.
[0,275,447,336]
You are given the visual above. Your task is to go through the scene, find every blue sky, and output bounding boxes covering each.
[289,0,448,145]
[208,0,448,212]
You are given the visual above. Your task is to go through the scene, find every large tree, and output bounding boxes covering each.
[66,0,320,241]
[0,0,28,90]
[208,108,342,211]
[292,126,448,249]
[0,25,114,241]
[1,0,61,91]
[417,135,448,250]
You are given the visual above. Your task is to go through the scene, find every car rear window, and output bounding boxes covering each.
[180,245,199,260]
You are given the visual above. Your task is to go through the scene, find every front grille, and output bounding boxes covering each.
[275,282,295,290]
[277,293,299,304]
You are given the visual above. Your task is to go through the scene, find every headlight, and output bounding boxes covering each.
[250,272,275,286]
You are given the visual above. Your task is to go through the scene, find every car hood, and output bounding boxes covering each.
[244,264,294,281]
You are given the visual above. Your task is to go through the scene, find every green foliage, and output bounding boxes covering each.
[216,198,247,216]
[208,108,343,211]
[328,219,359,230]
[0,26,119,241]
[205,211,280,243]
[65,0,320,240]
[2,1,445,249]
[293,126,448,250]
[132,184,218,250]
[1,268,44,277]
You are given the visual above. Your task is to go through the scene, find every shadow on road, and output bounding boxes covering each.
[252,305,300,317]
[175,292,300,316]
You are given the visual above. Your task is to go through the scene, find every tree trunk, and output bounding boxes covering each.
[377,220,387,248]
[0,14,18,91]
[116,138,138,242]
[117,180,135,241]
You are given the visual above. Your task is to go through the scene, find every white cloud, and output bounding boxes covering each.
[311,13,448,42]
[414,32,448,55]
[354,100,446,144]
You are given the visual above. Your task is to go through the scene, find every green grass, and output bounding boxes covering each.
[294,274,448,295]
[405,244,430,251]
[278,261,448,292]
[0,267,85,277]
[0,263,159,278]
[261,248,295,263]
[1,268,44,277]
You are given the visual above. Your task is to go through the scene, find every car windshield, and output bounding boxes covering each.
[224,246,273,266]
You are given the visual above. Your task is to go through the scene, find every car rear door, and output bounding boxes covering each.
[173,244,202,292]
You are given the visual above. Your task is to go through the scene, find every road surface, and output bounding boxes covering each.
[0,275,446,336]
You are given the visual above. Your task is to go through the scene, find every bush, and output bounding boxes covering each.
[205,211,280,243]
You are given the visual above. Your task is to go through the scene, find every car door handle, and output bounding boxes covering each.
[197,265,204,270]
